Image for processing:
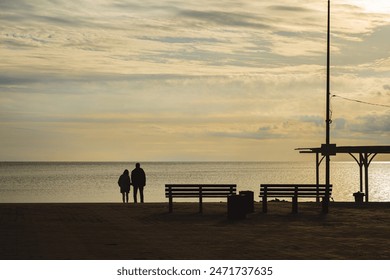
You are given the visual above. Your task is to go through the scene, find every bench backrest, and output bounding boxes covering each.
[165,184,236,198]
[260,184,332,197]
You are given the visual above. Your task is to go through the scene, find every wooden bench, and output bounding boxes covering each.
[165,184,236,213]
[260,184,332,213]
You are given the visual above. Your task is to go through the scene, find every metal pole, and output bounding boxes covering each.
[324,0,331,214]
[316,152,320,202]
[359,153,363,193]
[364,153,369,202]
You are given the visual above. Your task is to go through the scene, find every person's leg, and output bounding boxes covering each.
[125,192,129,203]
[133,186,138,203]
[122,192,125,203]
[139,186,144,203]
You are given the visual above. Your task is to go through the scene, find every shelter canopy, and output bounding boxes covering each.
[297,145,390,202]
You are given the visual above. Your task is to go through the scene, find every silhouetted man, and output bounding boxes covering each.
[131,163,146,203]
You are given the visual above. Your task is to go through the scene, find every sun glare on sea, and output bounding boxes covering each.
[348,0,390,13]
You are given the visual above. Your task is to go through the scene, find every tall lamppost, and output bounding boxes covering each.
[324,0,331,213]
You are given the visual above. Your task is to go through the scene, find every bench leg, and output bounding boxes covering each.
[292,196,298,214]
[199,196,203,214]
[322,196,329,214]
[169,196,173,213]
[262,196,267,213]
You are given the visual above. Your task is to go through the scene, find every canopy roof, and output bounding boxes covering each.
[297,145,390,155]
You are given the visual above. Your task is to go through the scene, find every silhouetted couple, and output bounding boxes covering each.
[117,163,146,203]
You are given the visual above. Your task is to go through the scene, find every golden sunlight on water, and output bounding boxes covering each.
[0,162,389,203]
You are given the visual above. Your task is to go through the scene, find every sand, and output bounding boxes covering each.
[0,202,389,260]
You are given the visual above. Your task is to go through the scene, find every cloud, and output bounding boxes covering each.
[1,0,389,160]
[300,115,324,127]
[1,0,389,76]
[349,113,390,134]
[139,36,222,44]
[326,112,390,145]
[267,5,312,13]
[333,118,347,130]
[209,126,285,140]
[0,0,33,11]
[332,25,390,67]
[178,10,270,29]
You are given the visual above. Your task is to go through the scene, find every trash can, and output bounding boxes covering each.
[353,191,365,204]
[227,194,246,220]
[239,191,254,213]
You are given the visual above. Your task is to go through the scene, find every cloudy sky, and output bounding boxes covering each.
[1,0,389,161]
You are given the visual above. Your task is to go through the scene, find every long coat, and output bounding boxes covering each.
[118,174,131,193]
[131,168,146,187]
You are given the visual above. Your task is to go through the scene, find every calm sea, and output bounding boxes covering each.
[0,161,389,203]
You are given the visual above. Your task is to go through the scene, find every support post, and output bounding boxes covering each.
[322,196,329,213]
[359,153,364,193]
[199,186,203,213]
[168,186,173,213]
[348,152,364,195]
[316,152,320,202]
[262,186,268,213]
[363,153,369,202]
[292,186,298,214]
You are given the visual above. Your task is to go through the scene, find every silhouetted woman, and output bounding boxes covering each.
[118,169,131,203]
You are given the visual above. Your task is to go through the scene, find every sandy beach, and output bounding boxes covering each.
[0,202,389,260]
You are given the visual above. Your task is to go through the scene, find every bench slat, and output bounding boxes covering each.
[166,184,236,188]
[165,190,234,192]
[165,194,234,197]
[260,194,328,197]
[260,189,332,193]
[165,188,236,192]
[166,184,237,213]
[260,187,331,189]
[260,189,331,192]
[260,184,332,188]
[260,190,331,193]
[165,191,234,195]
